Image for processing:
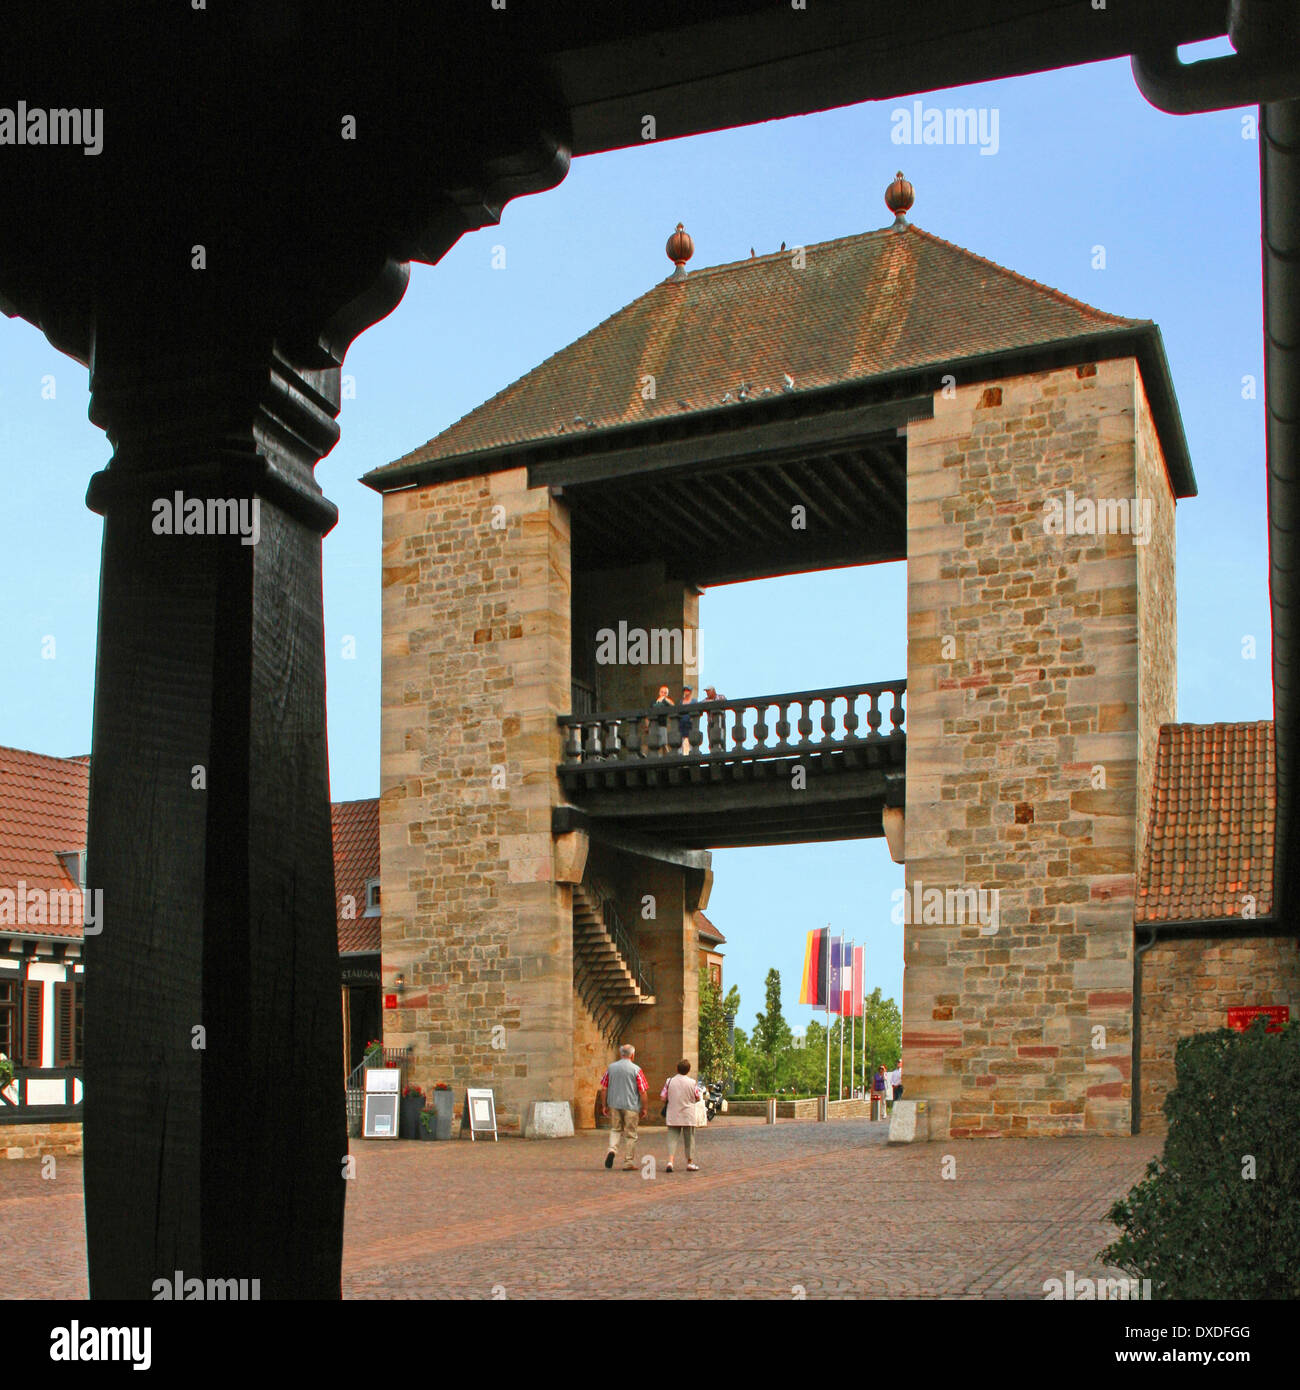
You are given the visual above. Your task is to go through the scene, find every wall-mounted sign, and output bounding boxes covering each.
[364,1067,400,1093]
[342,964,381,987]
[1226,1005,1290,1034]
[363,1093,400,1139]
[384,993,398,1009]
[460,1087,498,1142]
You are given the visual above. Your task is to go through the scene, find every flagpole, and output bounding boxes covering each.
[849,937,855,1098]
[824,926,831,1104]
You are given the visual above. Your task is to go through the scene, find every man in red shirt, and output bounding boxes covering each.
[598,1044,648,1170]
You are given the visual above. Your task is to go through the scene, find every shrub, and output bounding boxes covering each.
[1100,1020,1300,1298]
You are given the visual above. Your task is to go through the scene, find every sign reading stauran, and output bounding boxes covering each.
[1226,1005,1290,1034]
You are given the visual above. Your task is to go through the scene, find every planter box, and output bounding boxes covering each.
[430,1089,455,1140]
[399,1094,425,1140]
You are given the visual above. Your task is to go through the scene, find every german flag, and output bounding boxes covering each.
[799,927,829,1007]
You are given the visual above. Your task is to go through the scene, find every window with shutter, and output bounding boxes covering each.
[0,978,16,1057]
[55,982,75,1066]
[74,978,84,1066]
[22,979,44,1067]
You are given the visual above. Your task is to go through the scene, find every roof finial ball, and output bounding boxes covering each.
[666,222,694,279]
[885,172,914,230]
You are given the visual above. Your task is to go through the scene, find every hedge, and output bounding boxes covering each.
[1100,1019,1299,1299]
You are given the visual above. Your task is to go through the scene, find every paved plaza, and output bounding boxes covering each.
[2,1117,1161,1300]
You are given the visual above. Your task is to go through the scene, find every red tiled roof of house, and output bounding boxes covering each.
[1136,722,1275,924]
[0,744,90,938]
[695,909,725,947]
[376,223,1145,475]
[333,797,381,954]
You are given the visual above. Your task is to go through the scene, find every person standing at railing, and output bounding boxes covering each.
[679,685,697,753]
[703,686,726,752]
[651,684,674,755]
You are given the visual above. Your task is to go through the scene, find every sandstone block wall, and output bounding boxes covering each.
[380,467,572,1131]
[1139,935,1300,1131]
[904,359,1177,1138]
[1,1121,82,1160]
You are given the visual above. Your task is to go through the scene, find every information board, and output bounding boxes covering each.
[460,1087,498,1142]
[363,1092,400,1138]
[364,1067,401,1093]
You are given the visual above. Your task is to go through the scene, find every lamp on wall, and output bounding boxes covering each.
[394,972,405,996]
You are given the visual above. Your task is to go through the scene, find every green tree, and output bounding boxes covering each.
[697,972,740,1085]
[751,968,793,1092]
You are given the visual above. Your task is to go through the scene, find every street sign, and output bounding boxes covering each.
[1226,1005,1290,1034]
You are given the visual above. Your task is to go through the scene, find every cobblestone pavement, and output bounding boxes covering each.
[2,1117,1161,1300]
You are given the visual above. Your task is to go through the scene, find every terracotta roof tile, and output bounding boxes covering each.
[1136,722,1275,924]
[377,223,1142,475]
[332,797,381,955]
[695,909,725,946]
[1,746,380,954]
[0,744,90,938]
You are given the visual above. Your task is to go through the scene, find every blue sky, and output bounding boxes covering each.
[0,48,1271,1035]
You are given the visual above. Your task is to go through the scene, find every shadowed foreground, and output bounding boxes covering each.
[3,1118,1160,1300]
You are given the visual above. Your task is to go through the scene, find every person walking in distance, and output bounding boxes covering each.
[661,1058,703,1172]
[599,1044,648,1170]
[872,1063,889,1119]
[888,1059,903,1103]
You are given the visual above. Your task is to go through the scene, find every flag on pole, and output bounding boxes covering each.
[852,945,865,1017]
[828,936,843,1015]
[799,927,829,1006]
[841,941,854,1019]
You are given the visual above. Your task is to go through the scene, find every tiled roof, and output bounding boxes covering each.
[695,909,725,947]
[376,223,1143,475]
[332,797,381,955]
[0,745,90,938]
[1,747,381,954]
[1136,722,1275,924]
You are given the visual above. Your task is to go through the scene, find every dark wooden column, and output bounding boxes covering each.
[80,334,369,1299]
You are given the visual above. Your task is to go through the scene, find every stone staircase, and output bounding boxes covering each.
[573,879,655,1043]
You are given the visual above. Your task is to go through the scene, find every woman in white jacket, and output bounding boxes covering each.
[661,1058,703,1172]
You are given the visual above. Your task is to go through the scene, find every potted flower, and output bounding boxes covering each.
[362,1038,384,1069]
[400,1084,426,1140]
[430,1081,455,1141]
[417,1108,439,1142]
[0,1052,15,1097]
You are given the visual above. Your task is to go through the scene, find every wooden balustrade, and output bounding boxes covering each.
[558,681,905,767]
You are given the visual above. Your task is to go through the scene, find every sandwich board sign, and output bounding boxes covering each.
[363,1066,401,1139]
[363,1093,400,1138]
[460,1087,498,1142]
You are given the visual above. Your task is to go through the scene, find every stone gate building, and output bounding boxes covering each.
[363,177,1296,1137]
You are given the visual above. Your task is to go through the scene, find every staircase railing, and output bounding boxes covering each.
[588,877,655,998]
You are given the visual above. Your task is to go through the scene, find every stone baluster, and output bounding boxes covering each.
[796,700,814,747]
[774,700,792,748]
[753,702,769,750]
[583,721,603,760]
[820,696,838,743]
[867,689,883,738]
[844,692,861,740]
[603,717,622,759]
[890,686,906,735]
